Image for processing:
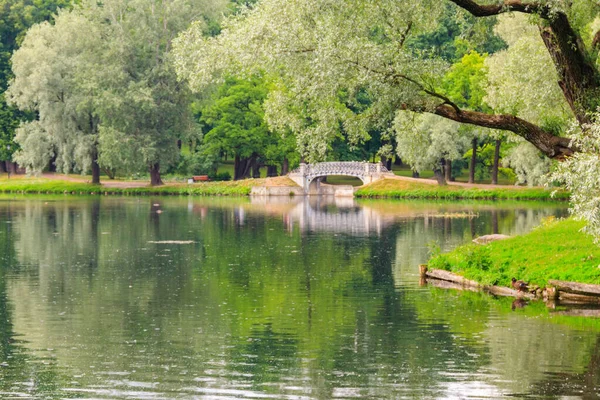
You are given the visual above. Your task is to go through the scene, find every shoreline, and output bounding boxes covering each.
[427,218,600,297]
[0,175,569,201]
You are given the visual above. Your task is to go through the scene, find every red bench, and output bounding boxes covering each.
[192,175,210,182]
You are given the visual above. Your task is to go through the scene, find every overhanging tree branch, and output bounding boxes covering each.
[346,56,573,158]
[447,0,549,17]
[433,104,575,159]
[448,0,600,125]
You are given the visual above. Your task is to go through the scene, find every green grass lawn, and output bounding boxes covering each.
[428,218,600,287]
[0,177,260,196]
[391,165,517,185]
[355,178,567,200]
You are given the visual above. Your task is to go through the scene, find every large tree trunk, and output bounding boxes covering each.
[412,170,420,178]
[281,158,289,175]
[91,148,100,185]
[0,161,5,173]
[469,138,477,184]
[234,155,252,180]
[150,163,163,186]
[434,160,446,185]
[251,156,261,179]
[266,165,278,177]
[444,159,452,182]
[492,139,501,185]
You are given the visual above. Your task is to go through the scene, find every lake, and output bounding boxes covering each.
[0,195,597,399]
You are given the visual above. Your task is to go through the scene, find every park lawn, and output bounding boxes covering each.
[355,177,568,200]
[0,176,267,196]
[428,218,600,288]
[391,166,517,185]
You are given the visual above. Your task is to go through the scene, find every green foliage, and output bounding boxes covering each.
[428,218,600,287]
[503,142,553,186]
[484,14,573,127]
[173,0,448,161]
[199,75,298,168]
[549,113,600,243]
[0,0,73,162]
[8,0,229,183]
[0,178,256,196]
[177,151,218,176]
[355,179,568,200]
[408,3,505,62]
[395,112,470,173]
[211,171,232,181]
[441,51,489,111]
[201,76,271,159]
[8,11,103,176]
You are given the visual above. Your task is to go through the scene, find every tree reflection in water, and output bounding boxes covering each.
[0,195,593,399]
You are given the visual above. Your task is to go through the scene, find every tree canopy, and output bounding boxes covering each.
[173,0,600,161]
[8,0,228,184]
[0,0,72,169]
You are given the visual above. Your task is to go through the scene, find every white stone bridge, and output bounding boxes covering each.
[289,162,394,194]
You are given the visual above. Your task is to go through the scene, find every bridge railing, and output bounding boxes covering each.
[290,162,392,176]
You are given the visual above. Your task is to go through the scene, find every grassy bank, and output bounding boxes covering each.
[428,218,600,288]
[0,178,261,196]
[0,175,570,200]
[356,178,569,201]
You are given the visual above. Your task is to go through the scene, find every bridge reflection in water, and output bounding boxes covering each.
[233,196,565,239]
[279,197,388,235]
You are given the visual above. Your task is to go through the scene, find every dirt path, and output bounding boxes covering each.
[37,172,533,190]
[384,174,536,190]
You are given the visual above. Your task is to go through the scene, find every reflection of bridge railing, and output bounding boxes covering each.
[288,198,389,235]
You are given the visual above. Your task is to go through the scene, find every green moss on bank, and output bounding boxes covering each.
[0,179,257,196]
[428,218,600,288]
[356,178,568,201]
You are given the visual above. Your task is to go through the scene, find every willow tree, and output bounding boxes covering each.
[174,0,600,160]
[0,0,72,172]
[7,11,106,182]
[8,0,227,185]
[92,0,228,185]
[395,112,470,185]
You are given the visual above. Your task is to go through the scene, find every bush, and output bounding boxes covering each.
[178,152,217,176]
[209,171,231,181]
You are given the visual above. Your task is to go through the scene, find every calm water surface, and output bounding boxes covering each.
[0,195,597,399]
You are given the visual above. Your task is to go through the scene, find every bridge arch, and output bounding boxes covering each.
[288,162,394,194]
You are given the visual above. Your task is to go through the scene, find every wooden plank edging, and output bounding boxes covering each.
[420,266,600,303]
[548,280,600,297]
[420,265,535,299]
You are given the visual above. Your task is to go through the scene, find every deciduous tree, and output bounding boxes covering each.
[173,0,600,161]
[7,11,104,182]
